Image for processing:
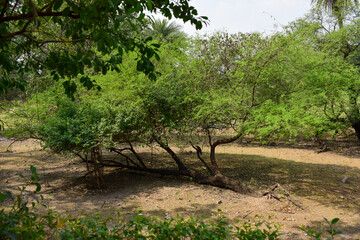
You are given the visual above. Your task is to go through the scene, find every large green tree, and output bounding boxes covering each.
[0,0,207,96]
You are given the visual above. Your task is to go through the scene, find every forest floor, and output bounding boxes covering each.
[0,138,360,239]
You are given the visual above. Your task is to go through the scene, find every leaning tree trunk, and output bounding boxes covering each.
[194,130,249,192]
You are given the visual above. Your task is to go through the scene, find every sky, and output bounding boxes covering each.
[173,0,313,35]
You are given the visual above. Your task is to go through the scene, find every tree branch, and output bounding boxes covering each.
[9,0,19,17]
[154,136,189,173]
[0,11,80,23]
[212,131,243,148]
[190,142,214,175]
[1,20,31,39]
[86,158,185,176]
[19,33,90,45]
[0,0,8,19]
[109,147,141,168]
[128,142,147,168]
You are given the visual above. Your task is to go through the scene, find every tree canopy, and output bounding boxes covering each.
[0,0,207,96]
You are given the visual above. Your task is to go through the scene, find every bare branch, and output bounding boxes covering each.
[109,147,141,168]
[190,142,214,175]
[128,142,147,168]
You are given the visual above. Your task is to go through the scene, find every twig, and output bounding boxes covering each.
[263,183,305,210]
[242,210,253,219]
[6,138,26,152]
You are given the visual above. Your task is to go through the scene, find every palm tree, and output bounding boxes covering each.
[311,0,358,28]
[147,18,184,40]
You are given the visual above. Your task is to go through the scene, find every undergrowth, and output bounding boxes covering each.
[0,166,343,240]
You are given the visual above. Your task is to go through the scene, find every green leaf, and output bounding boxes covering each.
[145,36,153,42]
[315,232,322,239]
[138,13,145,21]
[154,52,160,61]
[136,61,143,71]
[195,21,202,30]
[148,72,156,81]
[33,183,41,192]
[30,165,37,175]
[62,7,70,16]
[331,218,339,225]
[107,0,114,8]
[0,192,7,202]
[53,0,63,11]
[146,0,153,10]
[173,6,180,18]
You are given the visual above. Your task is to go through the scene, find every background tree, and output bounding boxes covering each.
[311,0,358,27]
[147,18,184,40]
[286,8,360,141]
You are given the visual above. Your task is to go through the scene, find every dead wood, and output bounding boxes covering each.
[263,183,305,210]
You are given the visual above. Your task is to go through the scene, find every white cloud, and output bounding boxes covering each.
[175,0,311,35]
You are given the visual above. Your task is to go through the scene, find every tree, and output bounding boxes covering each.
[286,10,360,140]
[311,0,358,27]
[11,32,292,192]
[147,18,184,40]
[0,0,207,96]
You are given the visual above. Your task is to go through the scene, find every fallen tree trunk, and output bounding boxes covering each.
[82,157,250,193]
[193,171,250,193]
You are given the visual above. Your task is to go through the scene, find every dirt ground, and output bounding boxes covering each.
[1,138,360,239]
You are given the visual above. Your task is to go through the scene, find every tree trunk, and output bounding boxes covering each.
[352,121,360,141]
[155,137,189,173]
[192,171,249,193]
[209,131,243,175]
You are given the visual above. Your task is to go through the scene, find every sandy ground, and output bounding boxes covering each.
[1,138,360,239]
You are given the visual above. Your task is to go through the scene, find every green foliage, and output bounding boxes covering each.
[280,10,360,140]
[300,217,342,240]
[7,21,360,158]
[38,98,103,153]
[0,0,208,96]
[0,166,49,240]
[234,217,281,240]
